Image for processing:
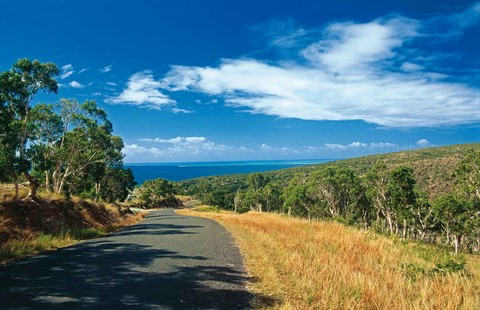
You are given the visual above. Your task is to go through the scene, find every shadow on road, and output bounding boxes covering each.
[111,223,202,237]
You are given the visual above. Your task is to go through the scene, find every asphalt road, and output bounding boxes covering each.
[0,209,252,309]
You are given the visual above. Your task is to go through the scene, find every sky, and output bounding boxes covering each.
[1,0,479,163]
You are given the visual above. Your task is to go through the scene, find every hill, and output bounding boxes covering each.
[180,143,480,199]
[178,143,480,254]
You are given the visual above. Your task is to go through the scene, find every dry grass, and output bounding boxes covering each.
[0,191,146,264]
[177,209,480,309]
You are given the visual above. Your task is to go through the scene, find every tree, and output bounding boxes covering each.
[307,166,364,218]
[283,174,313,219]
[99,167,136,203]
[50,99,124,195]
[28,103,62,192]
[455,149,480,201]
[389,167,417,239]
[139,178,176,208]
[0,59,59,200]
[433,194,470,254]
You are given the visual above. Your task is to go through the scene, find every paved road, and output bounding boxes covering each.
[0,209,252,309]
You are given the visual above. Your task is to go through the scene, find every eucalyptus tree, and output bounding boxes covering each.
[139,178,176,208]
[307,166,364,219]
[0,59,59,200]
[366,162,395,233]
[389,166,417,239]
[433,194,470,254]
[282,173,313,218]
[51,99,124,195]
[29,103,62,192]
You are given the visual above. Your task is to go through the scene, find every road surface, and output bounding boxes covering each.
[0,209,252,309]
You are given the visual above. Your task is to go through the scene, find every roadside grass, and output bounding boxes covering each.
[0,187,146,264]
[177,209,480,309]
[0,228,104,262]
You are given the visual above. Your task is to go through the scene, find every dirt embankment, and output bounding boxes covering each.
[0,198,142,245]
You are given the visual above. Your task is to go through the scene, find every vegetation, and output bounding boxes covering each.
[0,58,136,203]
[0,195,144,263]
[180,144,480,253]
[0,59,143,263]
[136,178,180,208]
[178,209,479,309]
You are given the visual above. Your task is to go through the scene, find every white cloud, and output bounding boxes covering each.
[260,143,298,154]
[416,139,431,147]
[172,108,194,114]
[260,143,273,152]
[161,12,480,128]
[60,64,75,79]
[69,81,84,88]
[302,17,418,73]
[100,65,112,73]
[319,141,399,151]
[106,71,175,109]
[138,136,228,155]
[123,144,164,157]
[124,136,252,161]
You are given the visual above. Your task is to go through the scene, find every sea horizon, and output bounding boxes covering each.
[125,159,337,184]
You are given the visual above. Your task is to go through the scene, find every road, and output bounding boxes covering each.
[0,209,252,309]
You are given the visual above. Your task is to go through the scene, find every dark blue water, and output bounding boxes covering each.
[126,159,332,184]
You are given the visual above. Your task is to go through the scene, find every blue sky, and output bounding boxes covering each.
[1,0,479,163]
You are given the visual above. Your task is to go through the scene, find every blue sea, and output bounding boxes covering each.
[126,159,333,184]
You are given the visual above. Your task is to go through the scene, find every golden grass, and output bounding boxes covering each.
[177,209,480,309]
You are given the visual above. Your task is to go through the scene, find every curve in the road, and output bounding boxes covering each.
[0,209,254,309]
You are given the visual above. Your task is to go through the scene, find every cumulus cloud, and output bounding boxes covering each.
[124,136,252,161]
[416,139,431,147]
[68,81,84,88]
[123,144,164,157]
[60,64,75,79]
[160,8,480,128]
[106,71,175,109]
[138,136,229,155]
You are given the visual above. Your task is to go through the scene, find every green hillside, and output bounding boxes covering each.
[180,143,480,199]
[178,143,480,254]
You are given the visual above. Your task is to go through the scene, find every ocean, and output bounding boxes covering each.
[126,159,332,184]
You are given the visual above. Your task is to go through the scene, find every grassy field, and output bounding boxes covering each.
[178,208,480,309]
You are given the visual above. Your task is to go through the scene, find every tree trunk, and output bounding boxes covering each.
[23,171,39,201]
[386,213,394,235]
[13,174,19,201]
[454,235,460,255]
[44,171,51,193]
[94,182,101,202]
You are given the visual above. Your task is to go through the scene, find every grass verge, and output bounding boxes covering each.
[0,194,145,265]
[177,209,480,309]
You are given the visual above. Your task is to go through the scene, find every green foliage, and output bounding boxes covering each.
[139,178,177,208]
[0,59,133,203]
[0,58,60,199]
[454,148,480,201]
